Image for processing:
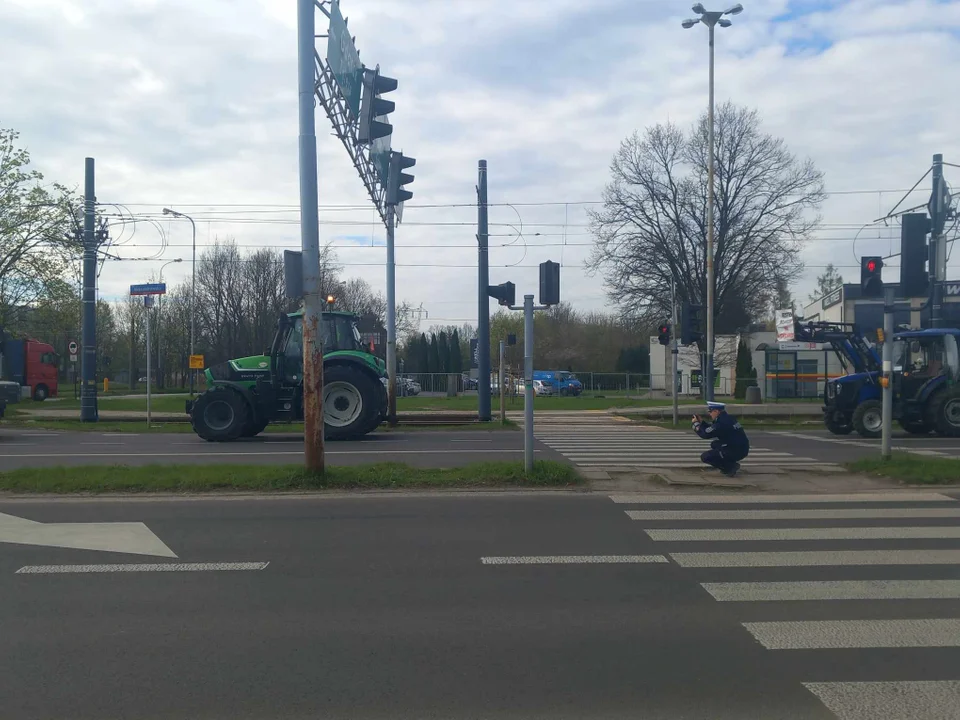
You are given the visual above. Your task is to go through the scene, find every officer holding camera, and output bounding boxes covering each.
[692,401,750,477]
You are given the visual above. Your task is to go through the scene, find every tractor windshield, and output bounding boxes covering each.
[896,335,959,381]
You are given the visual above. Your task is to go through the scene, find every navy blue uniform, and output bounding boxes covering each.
[693,412,750,475]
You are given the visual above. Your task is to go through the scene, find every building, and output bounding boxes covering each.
[649,334,739,396]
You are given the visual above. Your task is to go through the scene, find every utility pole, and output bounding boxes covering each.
[145,297,153,427]
[386,203,397,425]
[672,277,679,426]
[80,158,98,422]
[881,287,895,459]
[522,295,536,472]
[930,153,948,329]
[298,0,324,472]
[477,159,491,421]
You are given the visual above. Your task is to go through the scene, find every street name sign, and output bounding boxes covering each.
[130,283,167,296]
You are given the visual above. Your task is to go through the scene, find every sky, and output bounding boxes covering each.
[2,0,960,331]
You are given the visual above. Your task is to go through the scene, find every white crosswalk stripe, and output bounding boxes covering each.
[518,419,841,469]
[615,490,960,720]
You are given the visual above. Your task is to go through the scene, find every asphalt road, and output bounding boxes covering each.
[752,428,960,463]
[3,491,960,720]
[0,429,564,470]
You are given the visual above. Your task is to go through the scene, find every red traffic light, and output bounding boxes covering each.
[866,259,877,273]
[659,324,670,334]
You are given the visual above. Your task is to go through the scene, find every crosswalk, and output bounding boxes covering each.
[517,414,839,470]
[613,491,960,720]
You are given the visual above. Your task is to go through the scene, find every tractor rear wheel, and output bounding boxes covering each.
[852,399,883,438]
[190,386,250,442]
[323,365,381,440]
[928,387,960,438]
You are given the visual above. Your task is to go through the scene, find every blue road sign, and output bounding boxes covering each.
[130,283,167,296]
[327,0,362,120]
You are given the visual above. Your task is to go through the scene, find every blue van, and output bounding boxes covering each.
[533,370,583,396]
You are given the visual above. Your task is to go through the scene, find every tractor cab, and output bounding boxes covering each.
[272,311,372,386]
[893,329,960,429]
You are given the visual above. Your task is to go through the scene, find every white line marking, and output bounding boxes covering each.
[671,550,960,567]
[803,681,960,720]
[480,555,668,565]
[15,562,269,574]
[609,493,956,504]
[0,512,177,558]
[742,619,960,649]
[703,580,960,602]
[627,508,960,520]
[646,527,960,541]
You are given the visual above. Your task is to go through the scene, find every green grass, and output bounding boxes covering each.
[846,453,960,484]
[0,460,581,494]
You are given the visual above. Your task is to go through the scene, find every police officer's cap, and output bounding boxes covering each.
[707,401,726,411]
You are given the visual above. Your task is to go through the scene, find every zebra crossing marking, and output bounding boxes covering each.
[670,549,960,567]
[701,579,960,602]
[742,618,960,649]
[803,681,960,720]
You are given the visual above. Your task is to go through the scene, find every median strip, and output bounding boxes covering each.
[16,562,270,574]
[481,555,668,565]
[0,461,581,493]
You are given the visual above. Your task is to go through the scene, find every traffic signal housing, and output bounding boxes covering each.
[658,322,671,346]
[386,151,415,206]
[358,68,397,144]
[488,282,515,307]
[900,214,930,297]
[861,256,884,298]
[539,260,560,306]
[681,302,704,345]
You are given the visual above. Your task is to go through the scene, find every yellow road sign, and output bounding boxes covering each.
[189,354,205,370]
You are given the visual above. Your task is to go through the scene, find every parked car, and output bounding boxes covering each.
[533,370,583,396]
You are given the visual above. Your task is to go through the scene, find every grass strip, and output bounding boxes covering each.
[846,453,960,485]
[0,460,581,494]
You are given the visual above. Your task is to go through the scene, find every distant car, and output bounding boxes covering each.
[533,379,554,396]
[379,376,421,396]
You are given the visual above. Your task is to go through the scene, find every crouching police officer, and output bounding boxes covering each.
[692,401,750,477]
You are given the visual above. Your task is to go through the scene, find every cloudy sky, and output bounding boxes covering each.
[3,0,959,330]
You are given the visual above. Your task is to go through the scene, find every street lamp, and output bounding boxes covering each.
[162,207,197,397]
[682,3,743,402]
[157,258,183,389]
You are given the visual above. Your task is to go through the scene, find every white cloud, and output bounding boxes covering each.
[1,0,958,330]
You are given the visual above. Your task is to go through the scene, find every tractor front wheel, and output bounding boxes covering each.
[824,412,853,435]
[190,386,250,442]
[324,365,381,440]
[852,399,883,438]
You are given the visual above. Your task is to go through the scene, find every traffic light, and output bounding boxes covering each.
[860,256,884,297]
[488,282,515,307]
[539,260,560,306]
[358,67,397,144]
[900,214,930,297]
[658,322,671,346]
[681,302,704,345]
[386,151,415,206]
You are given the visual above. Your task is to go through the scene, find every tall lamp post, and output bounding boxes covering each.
[162,207,197,397]
[157,258,183,389]
[682,3,743,401]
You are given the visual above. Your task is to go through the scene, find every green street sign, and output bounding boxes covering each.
[326,0,362,120]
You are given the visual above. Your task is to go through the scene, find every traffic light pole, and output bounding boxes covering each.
[671,277,679,427]
[477,159,491,421]
[499,339,506,424]
[930,154,947,329]
[298,0,324,473]
[386,203,397,425]
[881,287,895,460]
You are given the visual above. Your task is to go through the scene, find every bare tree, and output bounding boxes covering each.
[588,102,825,335]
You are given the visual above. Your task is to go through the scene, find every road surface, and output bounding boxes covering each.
[3,490,960,719]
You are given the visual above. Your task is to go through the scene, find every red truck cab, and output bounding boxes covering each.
[0,335,59,401]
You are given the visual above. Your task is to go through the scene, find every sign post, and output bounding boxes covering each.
[130,284,166,428]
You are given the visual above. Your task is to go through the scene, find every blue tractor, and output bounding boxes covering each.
[799,321,960,438]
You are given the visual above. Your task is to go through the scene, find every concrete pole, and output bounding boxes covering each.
[80,158,98,422]
[386,204,397,425]
[499,339,506,423]
[145,300,152,427]
[523,294,535,472]
[477,160,491,421]
[298,0,324,472]
[705,22,716,402]
[931,154,946,329]
[672,276,679,426]
[881,288,895,459]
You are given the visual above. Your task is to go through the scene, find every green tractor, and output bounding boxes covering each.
[187,309,387,441]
